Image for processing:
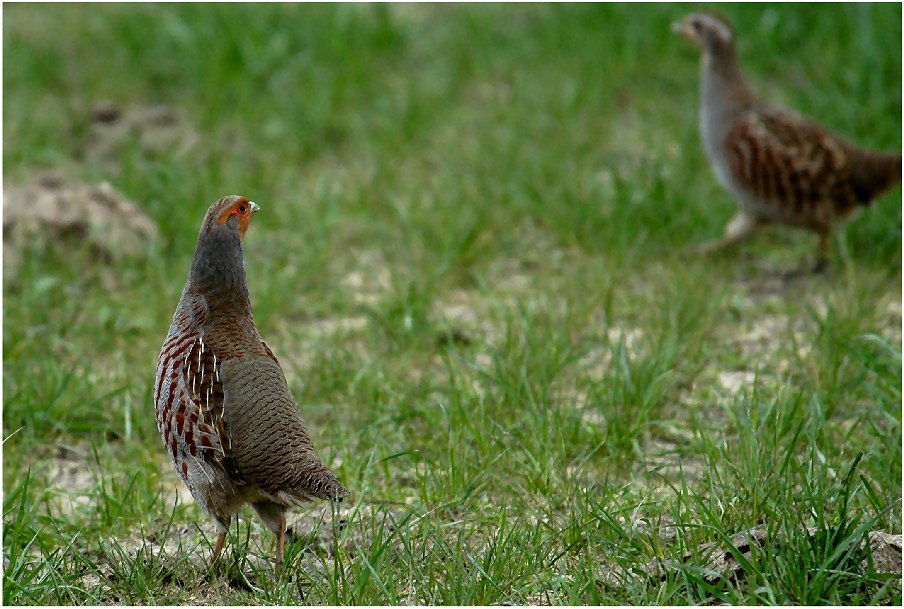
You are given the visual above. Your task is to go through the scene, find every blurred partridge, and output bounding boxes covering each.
[154,195,348,568]
[673,12,901,271]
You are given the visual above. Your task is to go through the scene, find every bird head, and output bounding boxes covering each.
[190,195,261,297]
[671,12,735,55]
[202,195,260,240]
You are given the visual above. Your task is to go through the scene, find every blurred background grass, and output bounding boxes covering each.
[3,3,902,604]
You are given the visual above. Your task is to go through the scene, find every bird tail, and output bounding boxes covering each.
[297,461,350,503]
[848,148,902,205]
[314,468,350,502]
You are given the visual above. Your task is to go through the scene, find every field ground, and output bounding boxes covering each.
[3,3,902,605]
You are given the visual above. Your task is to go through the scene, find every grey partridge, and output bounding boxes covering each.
[154,195,348,568]
[673,12,901,271]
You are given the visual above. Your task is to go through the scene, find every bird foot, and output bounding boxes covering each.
[688,240,721,256]
[780,268,805,283]
[811,256,829,275]
[780,260,828,283]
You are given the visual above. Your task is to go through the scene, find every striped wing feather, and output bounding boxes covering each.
[724,108,859,219]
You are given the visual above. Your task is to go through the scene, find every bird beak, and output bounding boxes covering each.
[249,201,260,214]
[670,20,685,35]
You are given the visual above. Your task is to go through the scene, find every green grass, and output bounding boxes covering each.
[4,3,901,605]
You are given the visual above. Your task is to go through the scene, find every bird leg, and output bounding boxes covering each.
[812,256,829,275]
[779,230,831,281]
[275,527,286,570]
[211,516,231,565]
[252,500,288,570]
[212,531,228,563]
[812,230,830,274]
[694,211,759,255]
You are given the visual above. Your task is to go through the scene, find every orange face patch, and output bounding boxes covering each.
[215,197,257,237]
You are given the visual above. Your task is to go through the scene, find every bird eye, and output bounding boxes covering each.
[238,204,247,214]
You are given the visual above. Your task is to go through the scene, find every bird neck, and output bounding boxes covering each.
[188,228,252,314]
[701,44,754,116]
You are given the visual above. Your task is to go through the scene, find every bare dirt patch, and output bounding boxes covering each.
[81,101,199,172]
[652,527,902,585]
[732,312,808,370]
[339,249,394,307]
[3,171,159,272]
[43,453,96,517]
